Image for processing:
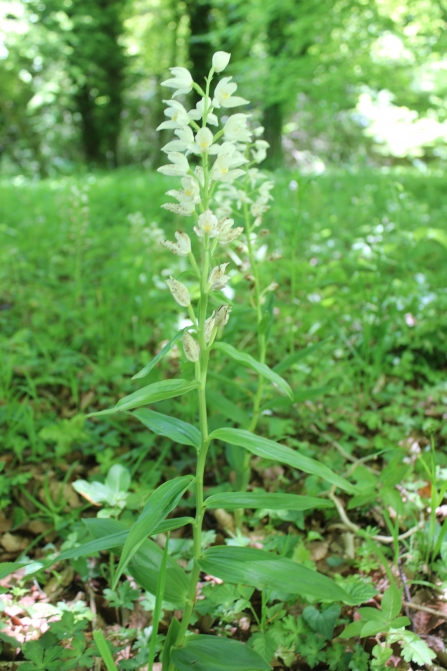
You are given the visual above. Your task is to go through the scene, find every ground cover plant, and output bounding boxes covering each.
[0,54,447,668]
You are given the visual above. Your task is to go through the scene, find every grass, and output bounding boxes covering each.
[1,166,446,668]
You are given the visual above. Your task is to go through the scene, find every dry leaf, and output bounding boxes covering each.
[1,533,29,553]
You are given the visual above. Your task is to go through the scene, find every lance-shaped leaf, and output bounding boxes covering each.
[207,389,250,427]
[133,330,184,380]
[261,382,338,410]
[0,516,194,584]
[89,379,198,417]
[198,546,357,604]
[112,475,194,589]
[273,338,331,374]
[162,617,181,670]
[86,518,189,606]
[133,408,201,449]
[213,342,293,400]
[209,428,358,494]
[171,635,271,671]
[204,491,333,511]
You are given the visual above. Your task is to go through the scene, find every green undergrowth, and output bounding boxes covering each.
[0,167,446,669]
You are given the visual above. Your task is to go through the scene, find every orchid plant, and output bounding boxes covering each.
[0,52,363,670]
[158,54,280,523]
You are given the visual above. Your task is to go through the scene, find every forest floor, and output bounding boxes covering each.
[0,167,446,670]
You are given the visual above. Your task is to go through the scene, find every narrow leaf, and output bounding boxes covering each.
[198,546,357,604]
[93,630,118,671]
[89,379,198,417]
[133,408,201,449]
[85,518,189,606]
[260,383,336,411]
[273,339,330,374]
[112,475,193,589]
[209,428,358,494]
[162,617,180,670]
[204,492,333,511]
[171,635,271,671]
[133,330,184,379]
[207,389,250,427]
[213,342,293,400]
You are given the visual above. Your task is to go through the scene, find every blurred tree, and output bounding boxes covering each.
[31,0,129,167]
[185,0,214,104]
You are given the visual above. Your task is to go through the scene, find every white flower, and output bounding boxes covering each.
[194,209,219,238]
[188,100,218,126]
[162,126,195,153]
[161,67,193,96]
[161,202,196,216]
[253,126,265,137]
[182,176,201,201]
[259,181,274,200]
[165,176,200,206]
[157,100,190,131]
[194,166,204,185]
[211,154,245,183]
[251,147,267,163]
[212,51,231,73]
[161,231,191,256]
[224,114,252,143]
[194,127,214,153]
[217,217,243,244]
[247,168,261,187]
[214,305,231,327]
[250,199,270,217]
[182,331,200,362]
[208,263,231,290]
[157,152,190,176]
[166,277,191,307]
[213,77,249,109]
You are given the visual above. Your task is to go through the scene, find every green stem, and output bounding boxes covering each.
[148,533,170,670]
[232,189,268,527]
[168,90,215,658]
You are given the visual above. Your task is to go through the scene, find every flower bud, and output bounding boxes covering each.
[161,231,191,256]
[212,51,231,73]
[166,277,191,307]
[208,263,230,291]
[214,305,231,328]
[182,331,200,362]
[204,314,216,343]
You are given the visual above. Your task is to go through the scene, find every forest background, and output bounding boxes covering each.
[2,0,447,173]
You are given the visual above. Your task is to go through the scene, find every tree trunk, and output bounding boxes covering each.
[263,102,283,170]
[185,0,214,106]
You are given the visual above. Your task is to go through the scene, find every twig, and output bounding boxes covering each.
[402,601,447,618]
[329,493,423,544]
[317,430,381,475]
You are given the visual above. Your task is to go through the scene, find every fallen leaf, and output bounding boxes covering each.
[1,533,29,554]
